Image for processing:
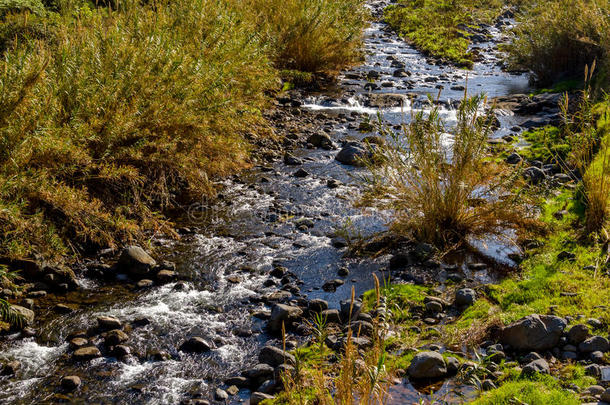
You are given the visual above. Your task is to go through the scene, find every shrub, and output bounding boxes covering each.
[507,0,610,87]
[360,94,538,248]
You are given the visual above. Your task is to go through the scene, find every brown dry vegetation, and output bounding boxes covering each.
[0,0,367,261]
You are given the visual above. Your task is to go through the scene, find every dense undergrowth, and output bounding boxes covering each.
[0,0,366,262]
[384,0,524,67]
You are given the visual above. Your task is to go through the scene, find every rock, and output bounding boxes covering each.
[584,364,601,377]
[407,351,447,379]
[61,375,81,391]
[250,392,275,405]
[455,288,476,307]
[54,304,73,314]
[320,309,341,324]
[104,329,129,347]
[335,143,369,166]
[97,316,122,330]
[567,324,590,344]
[10,305,35,326]
[268,304,303,333]
[501,314,566,351]
[1,360,20,376]
[327,179,342,189]
[365,93,407,108]
[293,168,309,178]
[69,337,89,350]
[522,358,550,375]
[349,320,374,336]
[505,153,522,164]
[112,345,131,357]
[179,337,212,353]
[156,270,176,282]
[425,301,443,313]
[523,166,546,184]
[226,385,239,396]
[117,246,156,276]
[601,388,610,402]
[306,299,328,314]
[214,388,228,401]
[322,279,344,292]
[307,133,333,149]
[338,266,349,277]
[583,385,605,396]
[225,376,249,388]
[283,153,302,166]
[590,351,604,363]
[340,299,362,322]
[579,336,609,353]
[136,279,154,288]
[244,364,274,382]
[73,346,102,361]
[258,346,296,367]
[445,357,460,375]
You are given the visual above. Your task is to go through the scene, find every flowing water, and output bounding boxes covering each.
[0,1,536,403]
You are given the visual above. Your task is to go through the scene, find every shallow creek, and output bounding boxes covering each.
[0,1,539,403]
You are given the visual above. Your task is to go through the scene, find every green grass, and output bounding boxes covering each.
[470,377,579,405]
[384,0,521,67]
[519,126,569,163]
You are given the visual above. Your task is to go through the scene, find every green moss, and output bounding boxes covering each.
[470,377,579,405]
[520,126,570,163]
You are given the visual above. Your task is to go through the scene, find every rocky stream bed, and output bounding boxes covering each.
[2,1,609,404]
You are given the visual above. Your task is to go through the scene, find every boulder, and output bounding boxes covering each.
[567,324,590,344]
[73,346,102,361]
[258,346,295,367]
[522,358,550,375]
[365,93,407,108]
[455,288,476,307]
[601,388,610,403]
[97,316,122,330]
[283,153,302,166]
[407,351,447,379]
[579,336,609,353]
[10,305,35,326]
[117,246,156,277]
[250,392,275,405]
[268,304,303,333]
[61,375,81,391]
[214,388,228,401]
[335,143,369,166]
[179,337,212,353]
[307,299,328,313]
[104,329,129,347]
[307,133,333,149]
[501,314,566,351]
[523,167,545,184]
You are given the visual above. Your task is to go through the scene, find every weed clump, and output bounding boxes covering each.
[360,94,538,248]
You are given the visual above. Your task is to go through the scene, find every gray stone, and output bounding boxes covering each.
[567,324,590,344]
[104,329,129,347]
[335,143,369,166]
[214,388,228,401]
[61,375,81,391]
[425,300,443,313]
[179,337,212,353]
[407,351,447,379]
[522,358,550,375]
[455,288,476,307]
[10,305,34,326]
[117,246,156,276]
[268,304,303,333]
[258,346,295,367]
[320,309,341,324]
[250,392,275,405]
[579,336,609,353]
[501,314,566,351]
[244,364,274,380]
[307,133,333,149]
[524,166,546,184]
[601,388,610,402]
[583,385,604,396]
[307,299,328,313]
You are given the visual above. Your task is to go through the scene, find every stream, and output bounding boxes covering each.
[0,1,541,403]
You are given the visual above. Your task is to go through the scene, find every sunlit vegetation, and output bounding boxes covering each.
[0,0,366,261]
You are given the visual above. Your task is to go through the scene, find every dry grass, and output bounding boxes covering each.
[277,284,393,404]
[360,94,538,248]
[0,0,366,261]
[507,0,610,87]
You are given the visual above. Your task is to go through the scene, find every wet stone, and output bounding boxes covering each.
[179,337,212,353]
[73,346,102,361]
[97,316,122,330]
[61,375,81,391]
[104,329,129,347]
